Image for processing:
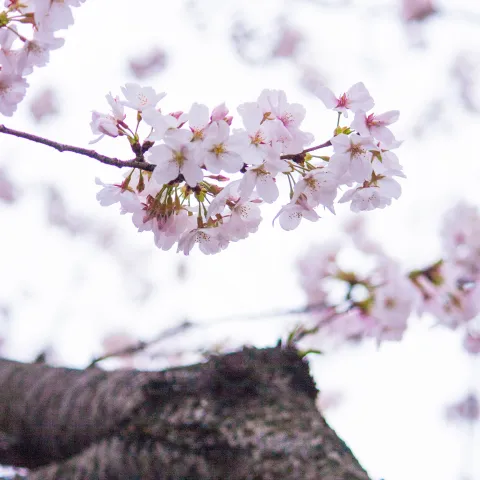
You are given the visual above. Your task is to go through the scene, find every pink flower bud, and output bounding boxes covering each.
[210,102,229,121]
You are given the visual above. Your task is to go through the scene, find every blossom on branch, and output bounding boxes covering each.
[87,83,404,254]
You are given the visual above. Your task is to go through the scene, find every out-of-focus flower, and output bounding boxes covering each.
[445,393,479,423]
[129,48,167,79]
[29,88,58,122]
[401,0,436,22]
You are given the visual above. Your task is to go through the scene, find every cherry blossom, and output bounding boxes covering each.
[17,31,64,74]
[201,121,245,174]
[89,93,126,144]
[291,168,338,213]
[142,109,179,141]
[316,82,374,118]
[177,228,224,256]
[329,134,375,182]
[351,110,400,146]
[0,73,28,116]
[223,200,262,241]
[339,176,402,212]
[88,83,404,254]
[0,0,84,115]
[239,165,279,203]
[274,195,320,231]
[147,129,203,187]
[120,83,166,112]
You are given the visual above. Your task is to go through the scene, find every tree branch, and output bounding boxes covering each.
[0,125,155,172]
[0,125,332,174]
[0,346,371,480]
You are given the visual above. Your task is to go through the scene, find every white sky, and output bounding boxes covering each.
[1,0,480,479]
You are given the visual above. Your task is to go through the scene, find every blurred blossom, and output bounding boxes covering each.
[272,23,303,58]
[298,65,327,96]
[452,52,480,113]
[101,331,138,368]
[231,18,303,65]
[0,169,18,204]
[129,48,168,79]
[463,331,480,355]
[445,393,479,423]
[46,186,86,235]
[29,88,58,122]
[401,0,436,22]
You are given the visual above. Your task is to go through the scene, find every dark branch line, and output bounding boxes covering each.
[0,124,331,173]
[0,125,155,171]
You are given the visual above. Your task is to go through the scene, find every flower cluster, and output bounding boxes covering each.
[297,203,480,350]
[0,0,84,116]
[95,82,404,255]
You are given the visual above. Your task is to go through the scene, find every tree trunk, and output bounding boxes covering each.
[0,346,371,480]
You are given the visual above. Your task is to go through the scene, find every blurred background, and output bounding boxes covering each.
[1,0,480,478]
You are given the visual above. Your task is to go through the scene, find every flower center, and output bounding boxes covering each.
[336,93,348,108]
[348,144,365,158]
[212,143,226,156]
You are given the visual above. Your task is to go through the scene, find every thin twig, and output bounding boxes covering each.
[87,320,194,368]
[87,303,339,367]
[280,140,332,161]
[0,124,155,171]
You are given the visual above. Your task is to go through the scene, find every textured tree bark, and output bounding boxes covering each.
[0,346,371,480]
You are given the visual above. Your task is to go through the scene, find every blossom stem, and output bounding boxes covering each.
[0,124,155,171]
[280,140,332,161]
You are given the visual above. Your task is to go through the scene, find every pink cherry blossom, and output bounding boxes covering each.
[0,72,28,116]
[330,134,375,182]
[253,89,314,154]
[223,200,262,241]
[95,178,136,208]
[210,102,229,122]
[441,203,480,274]
[415,265,480,329]
[147,129,203,187]
[142,109,178,141]
[339,177,402,212]
[34,0,75,31]
[89,93,125,144]
[239,166,279,203]
[274,195,320,231]
[177,228,225,255]
[371,149,405,178]
[17,31,64,74]
[237,101,281,165]
[351,110,399,146]
[367,263,416,343]
[202,121,245,174]
[153,209,196,251]
[120,83,166,112]
[316,82,374,118]
[291,168,338,212]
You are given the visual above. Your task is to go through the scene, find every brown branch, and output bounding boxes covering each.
[0,125,155,172]
[0,124,330,174]
[280,139,332,161]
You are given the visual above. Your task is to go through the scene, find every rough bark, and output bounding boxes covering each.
[0,346,371,480]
